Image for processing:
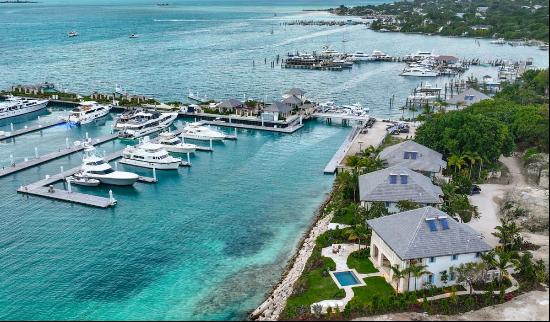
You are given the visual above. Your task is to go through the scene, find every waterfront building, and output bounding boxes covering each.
[283,88,306,101]
[263,101,292,120]
[367,207,492,292]
[11,82,56,95]
[358,165,443,213]
[445,87,491,109]
[216,98,246,115]
[378,140,447,177]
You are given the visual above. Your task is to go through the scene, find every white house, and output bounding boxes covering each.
[378,140,447,177]
[358,165,443,213]
[367,207,492,292]
[445,87,491,109]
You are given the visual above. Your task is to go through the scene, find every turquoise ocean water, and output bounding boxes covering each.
[0,0,548,320]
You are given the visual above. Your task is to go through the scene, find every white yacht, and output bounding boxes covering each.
[65,101,111,125]
[68,31,79,37]
[0,96,49,120]
[320,45,340,57]
[129,34,139,38]
[405,50,436,61]
[407,92,438,102]
[157,131,198,153]
[116,111,177,139]
[400,67,439,77]
[368,50,392,60]
[120,142,182,170]
[80,146,139,186]
[490,38,506,45]
[180,122,226,141]
[349,51,372,62]
[342,103,370,115]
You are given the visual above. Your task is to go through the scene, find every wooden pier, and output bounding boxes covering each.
[17,149,156,208]
[323,126,360,174]
[199,120,303,134]
[0,133,118,178]
[0,119,65,141]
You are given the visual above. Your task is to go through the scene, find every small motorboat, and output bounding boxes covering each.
[129,34,139,38]
[66,174,101,187]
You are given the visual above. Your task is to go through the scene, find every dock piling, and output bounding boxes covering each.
[85,132,89,140]
[34,147,38,159]
[234,128,237,137]
[187,152,191,164]
[10,123,14,132]
[60,166,63,173]
[209,139,213,150]
[153,167,157,182]
[65,137,69,149]
[109,190,115,204]
[67,180,72,193]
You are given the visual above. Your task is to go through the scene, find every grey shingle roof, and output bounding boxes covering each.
[367,207,492,260]
[379,140,447,173]
[359,165,443,204]
[446,88,490,106]
[282,95,303,105]
[217,99,244,109]
[264,101,292,113]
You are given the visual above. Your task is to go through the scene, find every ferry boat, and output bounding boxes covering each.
[157,131,198,153]
[64,101,111,125]
[79,146,139,186]
[0,96,49,120]
[180,122,226,141]
[115,111,177,139]
[348,51,371,62]
[67,31,79,37]
[120,142,182,170]
[400,67,439,77]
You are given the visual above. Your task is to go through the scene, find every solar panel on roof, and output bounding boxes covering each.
[426,219,438,232]
[440,217,450,230]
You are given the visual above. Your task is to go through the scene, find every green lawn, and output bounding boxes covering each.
[281,256,345,319]
[349,276,395,305]
[347,253,378,274]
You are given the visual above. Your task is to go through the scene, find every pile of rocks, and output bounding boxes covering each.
[250,213,334,321]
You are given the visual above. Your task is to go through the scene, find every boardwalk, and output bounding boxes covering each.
[0,133,118,178]
[323,127,360,174]
[0,119,64,141]
[200,120,303,134]
[17,148,156,208]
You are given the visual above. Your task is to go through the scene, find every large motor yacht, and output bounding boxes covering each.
[79,146,139,186]
[180,122,226,141]
[157,131,198,153]
[400,67,439,77]
[65,101,111,125]
[0,96,49,120]
[115,110,177,138]
[120,142,182,170]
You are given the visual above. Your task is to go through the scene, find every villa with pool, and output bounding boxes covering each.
[367,207,492,292]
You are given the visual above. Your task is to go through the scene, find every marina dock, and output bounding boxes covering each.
[0,133,118,178]
[0,119,65,141]
[179,112,303,133]
[199,120,303,134]
[323,126,360,174]
[17,149,156,208]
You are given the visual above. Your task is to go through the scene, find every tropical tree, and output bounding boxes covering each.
[492,219,522,251]
[454,262,487,294]
[390,264,406,294]
[396,200,421,212]
[408,262,429,291]
[447,154,466,174]
[347,225,370,250]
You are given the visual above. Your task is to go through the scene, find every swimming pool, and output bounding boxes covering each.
[334,271,362,287]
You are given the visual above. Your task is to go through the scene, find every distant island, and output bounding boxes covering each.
[0,0,38,3]
[328,0,549,42]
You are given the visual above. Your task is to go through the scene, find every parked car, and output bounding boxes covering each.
[470,185,482,195]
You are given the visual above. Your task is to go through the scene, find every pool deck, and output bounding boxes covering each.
[311,243,381,314]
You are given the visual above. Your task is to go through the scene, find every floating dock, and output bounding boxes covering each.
[0,119,65,141]
[0,133,118,178]
[323,127,360,174]
[199,120,303,134]
[17,150,156,208]
[179,112,303,133]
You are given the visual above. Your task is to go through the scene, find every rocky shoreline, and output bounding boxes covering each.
[249,195,334,321]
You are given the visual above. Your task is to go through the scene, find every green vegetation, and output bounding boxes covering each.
[347,249,378,274]
[330,0,549,41]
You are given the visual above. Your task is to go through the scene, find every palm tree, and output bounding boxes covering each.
[390,264,406,294]
[408,262,428,291]
[493,250,516,284]
[347,226,369,250]
[447,154,465,174]
[492,219,522,251]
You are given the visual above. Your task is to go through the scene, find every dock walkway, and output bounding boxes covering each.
[18,149,156,208]
[0,133,118,178]
[0,119,64,141]
[323,127,360,174]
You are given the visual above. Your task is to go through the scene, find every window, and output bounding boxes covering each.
[389,174,398,184]
[410,152,418,160]
[428,274,435,284]
[439,217,450,230]
[452,254,459,261]
[400,174,408,184]
[429,257,436,263]
[449,271,456,281]
[475,252,482,258]
[404,152,410,159]
[426,218,438,232]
